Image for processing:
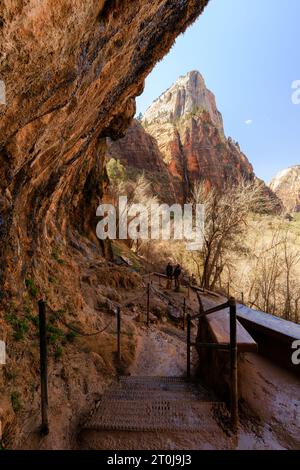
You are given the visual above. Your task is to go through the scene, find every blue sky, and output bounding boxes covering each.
[136,0,300,183]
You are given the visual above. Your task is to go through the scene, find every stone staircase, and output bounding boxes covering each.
[83,376,226,433]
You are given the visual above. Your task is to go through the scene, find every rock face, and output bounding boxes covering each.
[269,166,300,212]
[109,71,256,203]
[108,72,282,208]
[0,1,210,448]
[142,71,255,201]
[143,70,224,133]
[107,119,177,203]
[108,120,166,173]
[0,1,209,296]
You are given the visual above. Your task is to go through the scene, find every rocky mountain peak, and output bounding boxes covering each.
[269,166,300,212]
[142,70,224,133]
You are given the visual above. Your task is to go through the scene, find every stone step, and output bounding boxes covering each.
[118,376,187,383]
[115,376,205,393]
[101,389,208,401]
[83,376,225,433]
[85,399,225,432]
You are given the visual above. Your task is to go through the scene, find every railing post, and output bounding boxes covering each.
[229,297,238,431]
[182,297,186,330]
[186,314,191,379]
[146,283,150,327]
[38,299,49,435]
[199,295,204,317]
[117,306,121,361]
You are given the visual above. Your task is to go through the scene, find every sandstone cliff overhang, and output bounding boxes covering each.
[0,0,209,293]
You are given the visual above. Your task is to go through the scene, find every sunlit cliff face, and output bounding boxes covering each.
[0,0,209,297]
[108,71,256,205]
[270,166,300,212]
[142,70,255,201]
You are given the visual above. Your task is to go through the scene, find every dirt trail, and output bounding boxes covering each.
[79,321,232,450]
[79,279,300,450]
[128,278,200,377]
[237,353,300,449]
[129,325,187,377]
[127,282,300,449]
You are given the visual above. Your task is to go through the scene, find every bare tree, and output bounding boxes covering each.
[245,225,300,323]
[282,232,300,320]
[191,179,269,290]
[107,170,159,254]
[247,228,284,314]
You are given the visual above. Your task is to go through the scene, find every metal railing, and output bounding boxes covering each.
[186,296,238,430]
[38,300,49,435]
[37,275,238,433]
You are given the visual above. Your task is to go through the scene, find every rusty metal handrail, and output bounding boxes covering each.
[192,341,230,351]
[189,283,221,298]
[149,272,221,300]
[190,301,229,320]
[186,296,238,431]
[38,300,49,435]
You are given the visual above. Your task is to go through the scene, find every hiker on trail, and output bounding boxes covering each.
[173,264,181,290]
[166,262,173,289]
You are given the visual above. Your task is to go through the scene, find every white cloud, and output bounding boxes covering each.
[245,119,253,125]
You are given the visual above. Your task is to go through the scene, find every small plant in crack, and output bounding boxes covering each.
[25,278,38,298]
[5,311,30,341]
[51,248,65,265]
[11,392,22,413]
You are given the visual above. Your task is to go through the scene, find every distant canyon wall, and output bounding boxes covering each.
[109,71,271,204]
[270,166,300,213]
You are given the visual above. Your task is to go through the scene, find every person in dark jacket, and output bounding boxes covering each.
[173,264,181,290]
[166,262,173,289]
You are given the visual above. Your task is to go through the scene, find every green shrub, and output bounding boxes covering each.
[106,158,127,185]
[25,278,38,298]
[52,309,66,321]
[24,304,32,316]
[51,249,65,265]
[65,331,77,343]
[47,324,64,345]
[15,320,29,340]
[54,346,63,359]
[11,392,21,413]
[5,369,17,382]
[29,315,39,328]
[5,312,30,341]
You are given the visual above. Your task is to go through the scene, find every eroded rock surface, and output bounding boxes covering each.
[142,71,255,201]
[270,166,300,212]
[0,0,209,448]
[0,0,209,296]
[107,119,177,203]
[109,71,276,205]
